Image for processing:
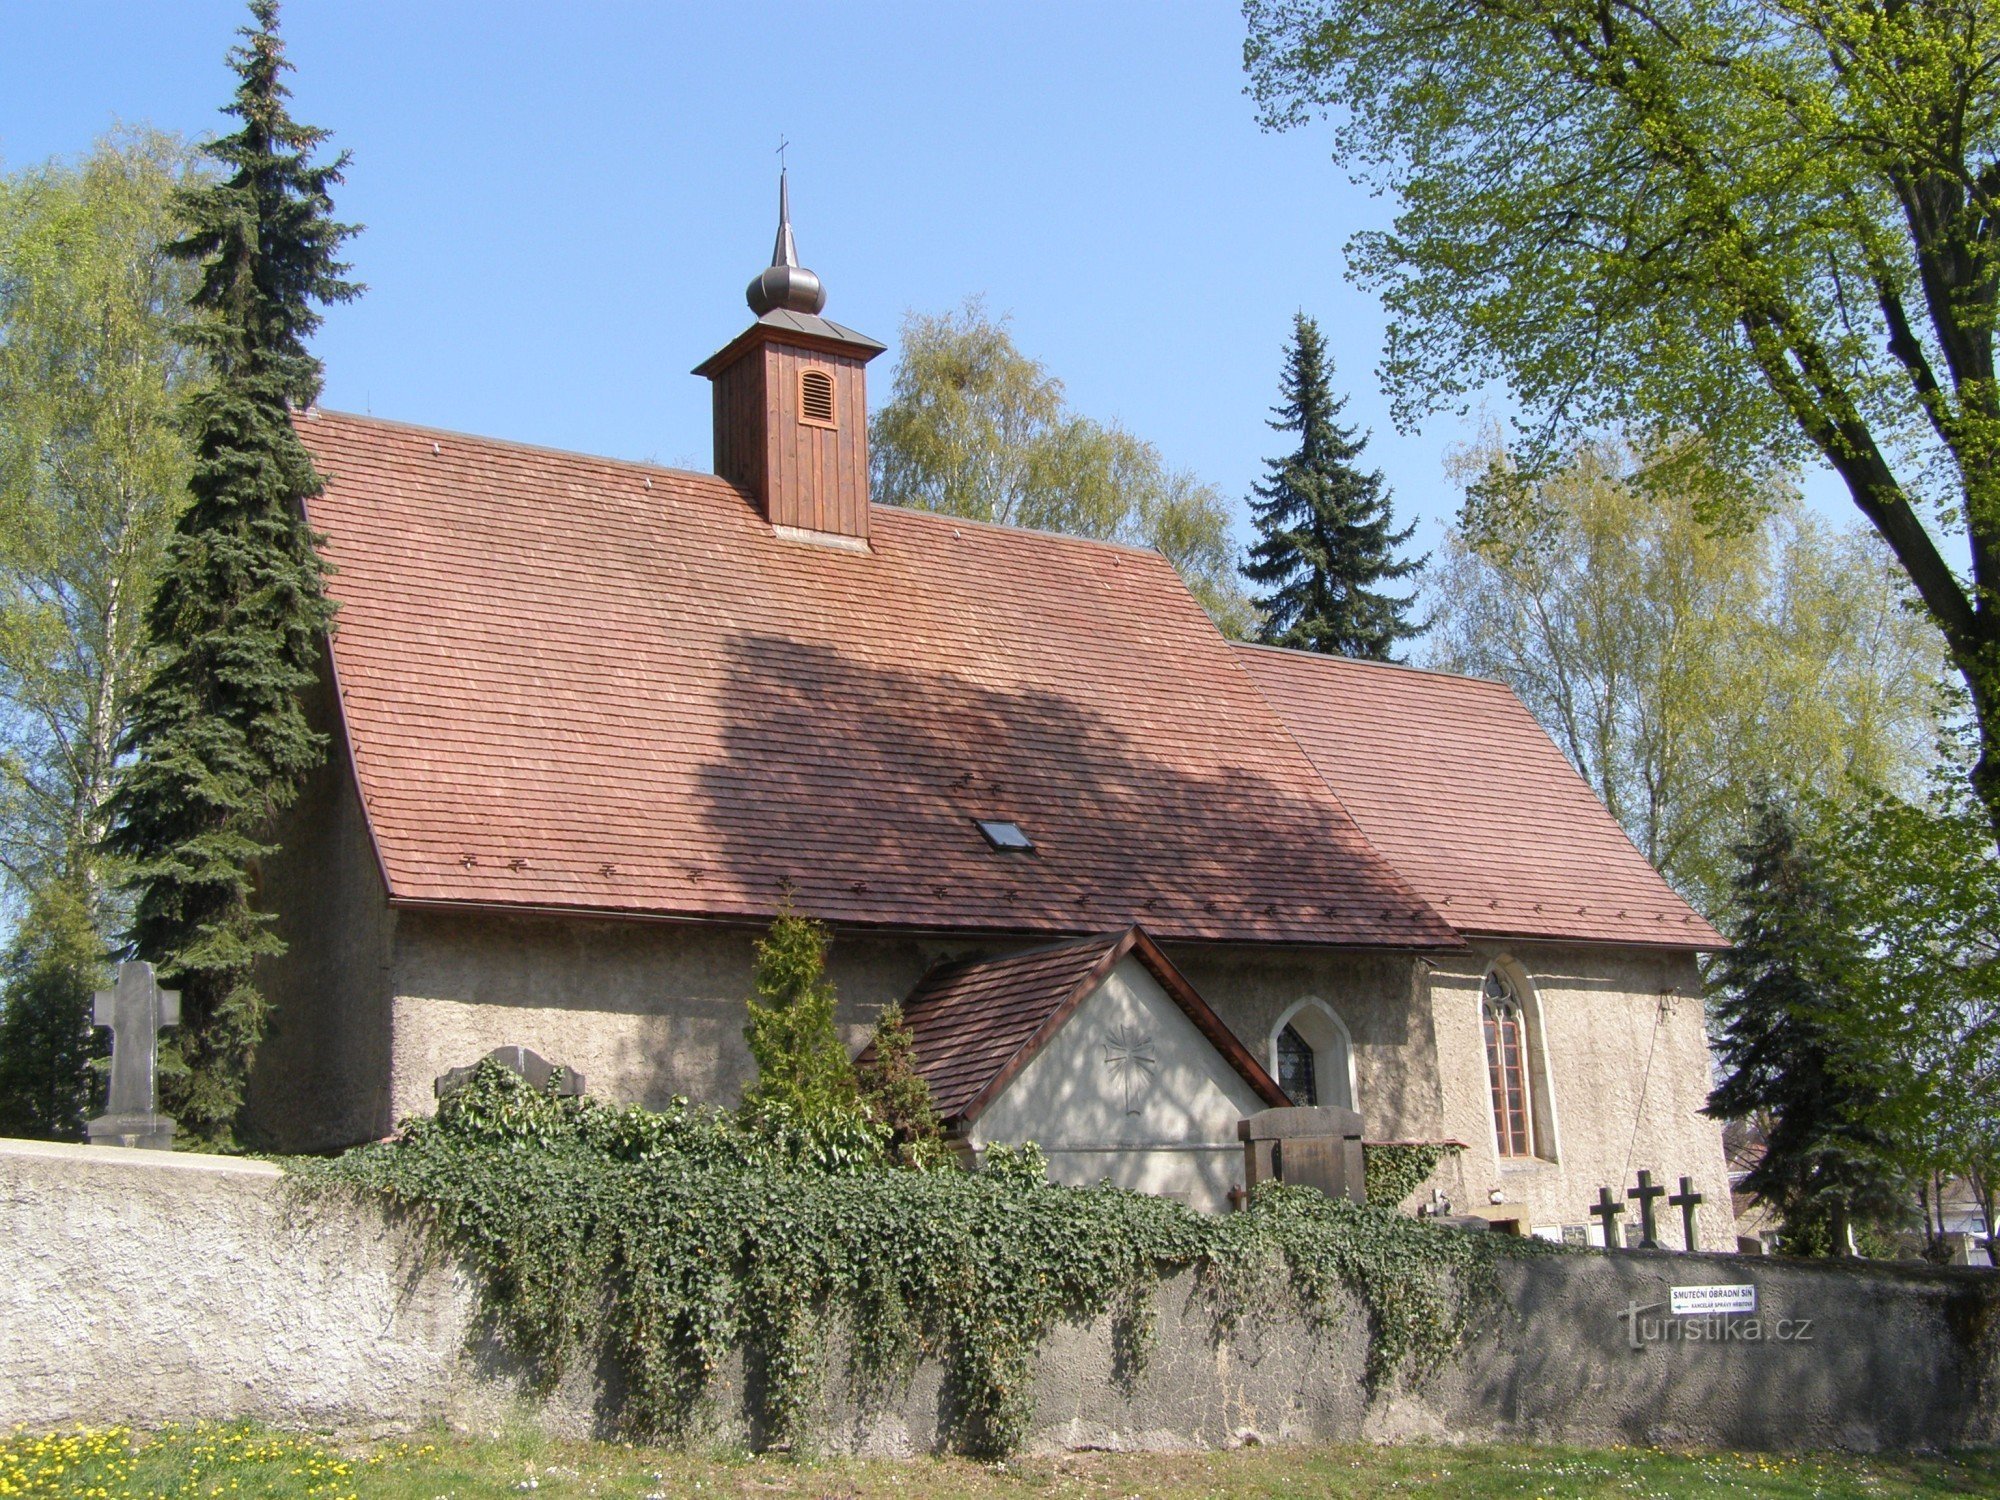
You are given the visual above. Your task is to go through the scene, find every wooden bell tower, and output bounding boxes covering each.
[694,173,885,547]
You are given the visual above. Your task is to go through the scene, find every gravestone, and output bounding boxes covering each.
[1627,1168,1668,1249]
[1238,1105,1365,1204]
[1669,1175,1705,1251]
[1588,1185,1625,1247]
[434,1044,586,1100]
[85,961,179,1150]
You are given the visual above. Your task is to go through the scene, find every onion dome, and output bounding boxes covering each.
[746,171,827,316]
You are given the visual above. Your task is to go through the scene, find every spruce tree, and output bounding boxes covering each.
[1705,795,1905,1254]
[103,0,357,1146]
[1245,313,1422,658]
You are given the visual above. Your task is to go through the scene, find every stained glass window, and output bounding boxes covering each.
[1276,1022,1317,1107]
[1482,971,1534,1157]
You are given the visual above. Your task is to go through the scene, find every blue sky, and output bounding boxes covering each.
[2,0,1505,561]
[8,1,1860,564]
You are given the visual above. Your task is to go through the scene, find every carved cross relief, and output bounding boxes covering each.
[1101,1024,1158,1115]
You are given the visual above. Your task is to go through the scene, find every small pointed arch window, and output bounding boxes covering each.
[1482,970,1535,1158]
[798,368,837,428]
[1268,999,1354,1110]
[1276,1024,1317,1106]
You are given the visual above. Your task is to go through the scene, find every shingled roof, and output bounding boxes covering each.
[1234,644,1724,950]
[874,926,1289,1125]
[297,410,1458,948]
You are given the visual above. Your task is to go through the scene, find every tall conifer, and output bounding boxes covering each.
[1245,314,1421,658]
[1705,796,1904,1254]
[104,0,357,1145]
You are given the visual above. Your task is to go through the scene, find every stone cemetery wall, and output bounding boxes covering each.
[4,1137,1996,1453]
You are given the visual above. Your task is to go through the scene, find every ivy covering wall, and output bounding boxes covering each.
[297,1067,1541,1457]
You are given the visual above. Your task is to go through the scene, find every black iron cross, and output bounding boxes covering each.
[1589,1186,1625,1248]
[1668,1175,1705,1252]
[1627,1169,1668,1249]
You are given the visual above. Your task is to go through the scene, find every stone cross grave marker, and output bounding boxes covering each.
[1589,1185,1625,1247]
[85,961,179,1150]
[1668,1174,1705,1252]
[1626,1169,1668,1249]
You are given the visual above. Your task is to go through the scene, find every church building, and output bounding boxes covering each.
[248,183,1730,1241]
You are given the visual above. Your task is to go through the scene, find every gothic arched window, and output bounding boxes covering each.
[1276,1023,1318,1106]
[1269,1000,1353,1110]
[1482,971,1535,1157]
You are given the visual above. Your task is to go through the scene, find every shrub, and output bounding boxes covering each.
[1362,1141,1463,1210]
[298,1066,1547,1457]
[856,1002,949,1170]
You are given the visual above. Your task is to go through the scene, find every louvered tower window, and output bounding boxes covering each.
[799,368,836,427]
[1482,972,1534,1157]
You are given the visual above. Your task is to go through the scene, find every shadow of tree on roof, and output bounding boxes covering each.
[691,631,1443,947]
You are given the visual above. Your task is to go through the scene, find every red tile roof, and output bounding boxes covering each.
[875,926,1289,1124]
[1233,644,1724,950]
[297,410,1458,948]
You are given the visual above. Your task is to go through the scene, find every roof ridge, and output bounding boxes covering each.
[304,407,729,489]
[871,502,1172,562]
[1230,638,1512,691]
[310,408,1183,566]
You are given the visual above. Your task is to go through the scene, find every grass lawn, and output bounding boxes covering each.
[5,1422,1995,1500]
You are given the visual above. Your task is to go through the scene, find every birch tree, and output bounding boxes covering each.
[872,301,1257,636]
[0,130,202,1135]
[1427,436,1942,915]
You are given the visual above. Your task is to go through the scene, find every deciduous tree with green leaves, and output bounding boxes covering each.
[1824,783,2000,1261]
[1245,312,1422,658]
[0,881,106,1139]
[1244,0,2000,839]
[104,0,358,1146]
[0,130,203,1137]
[1427,434,1942,916]
[871,300,1256,636]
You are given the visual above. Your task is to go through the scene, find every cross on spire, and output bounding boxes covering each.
[1627,1169,1668,1249]
[1668,1175,1706,1252]
[1589,1185,1625,1248]
[86,961,180,1150]
[746,164,826,316]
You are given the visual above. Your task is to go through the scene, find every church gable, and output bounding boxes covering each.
[970,952,1276,1155]
[885,925,1286,1133]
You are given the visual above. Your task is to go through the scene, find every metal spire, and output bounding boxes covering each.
[747,168,826,316]
[771,170,800,269]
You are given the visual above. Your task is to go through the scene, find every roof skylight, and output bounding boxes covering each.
[976,818,1034,852]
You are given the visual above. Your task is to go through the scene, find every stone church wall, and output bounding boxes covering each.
[245,666,400,1151]
[243,691,1724,1227]
[380,911,956,1126]
[1428,942,1733,1251]
[6,1138,1996,1453]
[1172,944,1447,1142]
